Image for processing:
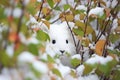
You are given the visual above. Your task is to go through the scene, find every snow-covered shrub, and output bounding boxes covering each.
[0,0,120,80]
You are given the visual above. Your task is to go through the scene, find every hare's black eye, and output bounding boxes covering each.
[66,40,68,44]
[52,40,56,44]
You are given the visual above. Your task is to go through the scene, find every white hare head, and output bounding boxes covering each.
[44,22,76,67]
[40,22,76,66]
[46,22,76,56]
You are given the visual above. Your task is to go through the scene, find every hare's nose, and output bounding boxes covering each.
[60,50,65,53]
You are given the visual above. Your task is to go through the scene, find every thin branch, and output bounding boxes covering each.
[95,0,119,43]
[102,10,118,57]
[98,0,101,7]
[65,17,77,47]
[84,0,91,37]
[37,0,44,21]
[95,16,111,43]
[51,16,62,24]
[15,1,25,46]
[42,2,60,18]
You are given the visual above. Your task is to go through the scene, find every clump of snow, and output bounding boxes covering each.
[55,64,71,77]
[88,7,104,17]
[6,44,14,57]
[89,43,95,49]
[23,0,30,5]
[76,65,85,76]
[111,19,118,32]
[18,51,35,62]
[32,60,48,74]
[4,8,12,17]
[0,75,11,80]
[13,8,22,18]
[28,15,38,24]
[78,74,99,80]
[71,54,81,60]
[37,0,42,2]
[76,5,87,11]
[86,54,113,65]
[19,33,39,45]
[4,8,22,18]
[26,15,48,33]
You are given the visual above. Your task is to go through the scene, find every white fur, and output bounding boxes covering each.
[45,22,76,67]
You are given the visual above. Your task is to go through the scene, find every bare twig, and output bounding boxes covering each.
[84,0,92,37]
[51,16,62,24]
[37,0,44,21]
[95,0,119,44]
[15,1,25,47]
[42,2,60,18]
[98,0,101,7]
[102,9,118,57]
[65,17,77,47]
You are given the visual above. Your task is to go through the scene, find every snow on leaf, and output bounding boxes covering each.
[89,7,104,17]
[18,51,35,62]
[70,70,77,78]
[97,59,117,76]
[71,58,81,68]
[85,54,113,65]
[32,60,48,74]
[83,63,94,75]
[76,65,85,76]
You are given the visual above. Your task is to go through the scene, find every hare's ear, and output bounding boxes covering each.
[61,21,75,29]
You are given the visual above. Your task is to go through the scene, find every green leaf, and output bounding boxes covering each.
[70,70,76,78]
[0,0,10,6]
[0,7,6,21]
[47,0,54,8]
[71,58,81,67]
[97,59,117,76]
[83,63,94,75]
[112,70,120,80]
[26,2,37,15]
[75,10,86,15]
[47,54,55,63]
[100,13,106,20]
[0,50,13,67]
[75,21,94,34]
[52,68,62,78]
[73,28,84,37]
[54,6,61,11]
[36,30,50,41]
[109,33,120,43]
[107,49,120,55]
[28,44,39,56]
[63,4,71,11]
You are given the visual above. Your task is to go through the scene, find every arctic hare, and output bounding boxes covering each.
[44,22,76,67]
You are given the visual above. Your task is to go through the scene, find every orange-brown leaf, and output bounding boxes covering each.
[95,40,106,56]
